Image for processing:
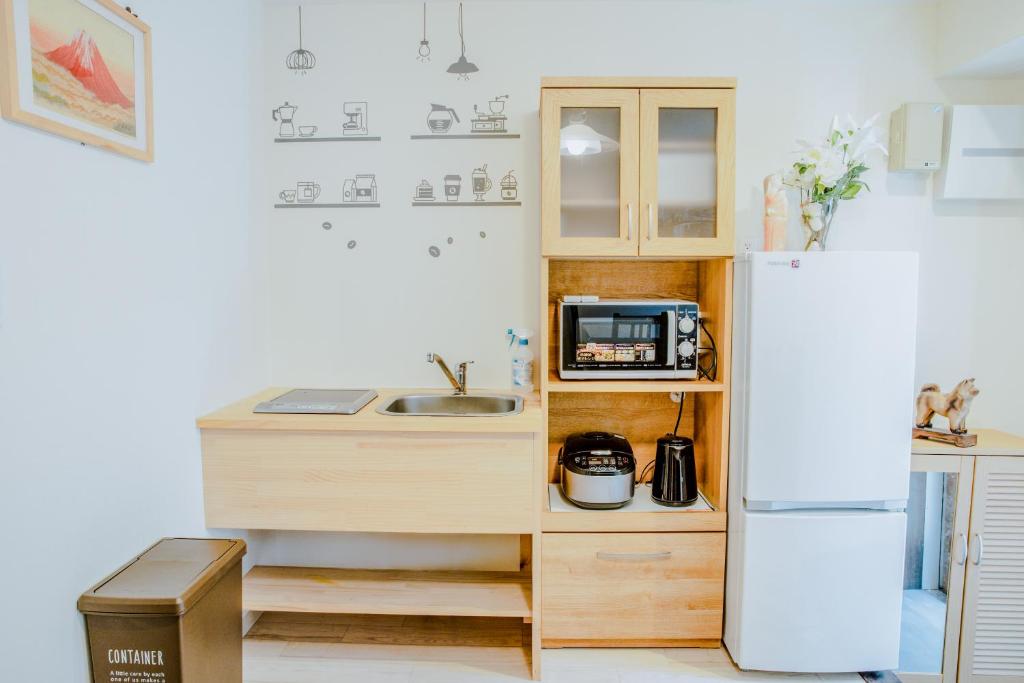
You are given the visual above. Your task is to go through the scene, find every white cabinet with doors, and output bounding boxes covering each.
[900,430,1024,683]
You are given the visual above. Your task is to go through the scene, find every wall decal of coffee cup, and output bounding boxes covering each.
[279,190,297,203]
[500,170,518,201]
[297,181,321,203]
[444,174,462,201]
[471,164,492,202]
[427,104,460,134]
[298,125,318,137]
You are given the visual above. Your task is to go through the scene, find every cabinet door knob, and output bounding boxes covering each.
[596,551,671,562]
[955,532,968,565]
[627,203,633,240]
[647,204,653,240]
[971,533,984,566]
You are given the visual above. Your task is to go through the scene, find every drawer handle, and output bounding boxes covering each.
[595,551,672,562]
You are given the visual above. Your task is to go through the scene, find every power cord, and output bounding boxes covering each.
[638,391,686,488]
[697,318,718,382]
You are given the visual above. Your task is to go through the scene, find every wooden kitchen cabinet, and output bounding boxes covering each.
[541,77,735,257]
[541,532,725,647]
[900,431,1024,683]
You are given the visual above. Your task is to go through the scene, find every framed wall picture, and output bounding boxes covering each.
[0,0,152,161]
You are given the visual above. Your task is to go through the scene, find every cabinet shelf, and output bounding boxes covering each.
[412,201,521,207]
[274,136,382,143]
[244,566,532,618]
[546,371,724,394]
[544,485,725,532]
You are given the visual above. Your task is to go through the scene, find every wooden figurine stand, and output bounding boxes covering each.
[912,427,978,448]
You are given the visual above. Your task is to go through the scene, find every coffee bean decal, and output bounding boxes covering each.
[428,245,441,257]
[322,221,332,230]
[479,231,487,238]
[347,240,357,249]
[447,236,454,244]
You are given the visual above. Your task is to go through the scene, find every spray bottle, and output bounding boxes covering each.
[506,328,535,395]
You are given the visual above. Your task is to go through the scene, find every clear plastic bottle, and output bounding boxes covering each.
[507,328,534,395]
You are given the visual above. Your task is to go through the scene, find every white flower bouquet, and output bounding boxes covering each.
[783,114,887,250]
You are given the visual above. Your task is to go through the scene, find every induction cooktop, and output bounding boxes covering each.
[253,389,378,415]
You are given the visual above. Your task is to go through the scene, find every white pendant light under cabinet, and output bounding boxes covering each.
[560,112,619,156]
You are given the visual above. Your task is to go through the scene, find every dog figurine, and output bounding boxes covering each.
[915,378,980,435]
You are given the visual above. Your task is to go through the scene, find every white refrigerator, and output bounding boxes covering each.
[724,251,919,673]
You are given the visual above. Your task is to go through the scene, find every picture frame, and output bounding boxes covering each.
[0,0,153,161]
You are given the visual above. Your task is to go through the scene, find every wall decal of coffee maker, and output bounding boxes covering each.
[272,101,299,138]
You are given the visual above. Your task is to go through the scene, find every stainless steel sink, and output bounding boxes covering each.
[376,393,523,417]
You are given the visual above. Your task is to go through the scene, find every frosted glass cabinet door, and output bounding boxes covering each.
[541,89,639,256]
[898,454,974,683]
[639,89,734,256]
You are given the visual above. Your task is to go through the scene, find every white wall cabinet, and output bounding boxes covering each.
[901,431,1024,683]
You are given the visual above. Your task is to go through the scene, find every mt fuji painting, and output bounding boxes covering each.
[28,0,136,136]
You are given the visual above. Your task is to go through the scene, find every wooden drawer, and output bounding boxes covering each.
[201,430,535,534]
[542,532,725,645]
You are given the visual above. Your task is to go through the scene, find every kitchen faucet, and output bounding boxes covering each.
[427,353,472,395]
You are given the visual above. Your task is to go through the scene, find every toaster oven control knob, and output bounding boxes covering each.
[678,340,696,358]
[678,316,696,334]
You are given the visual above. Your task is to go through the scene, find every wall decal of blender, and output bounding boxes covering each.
[411,166,520,206]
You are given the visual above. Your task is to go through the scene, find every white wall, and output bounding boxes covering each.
[263,0,1024,431]
[0,1,266,680]
[937,0,1024,76]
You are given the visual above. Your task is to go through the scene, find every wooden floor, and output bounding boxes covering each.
[243,612,863,682]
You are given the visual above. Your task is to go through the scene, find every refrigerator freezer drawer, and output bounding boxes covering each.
[725,508,906,672]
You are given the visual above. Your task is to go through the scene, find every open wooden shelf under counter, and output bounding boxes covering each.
[245,566,532,619]
[543,484,726,533]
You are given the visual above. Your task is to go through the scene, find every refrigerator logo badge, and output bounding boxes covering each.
[790,259,800,269]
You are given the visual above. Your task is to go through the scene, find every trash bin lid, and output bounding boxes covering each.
[77,538,246,616]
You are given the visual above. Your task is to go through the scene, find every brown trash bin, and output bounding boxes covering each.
[78,537,247,683]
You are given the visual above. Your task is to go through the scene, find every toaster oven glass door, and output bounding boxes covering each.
[563,305,674,371]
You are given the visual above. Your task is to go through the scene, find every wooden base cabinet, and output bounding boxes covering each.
[902,432,1024,683]
[541,532,725,647]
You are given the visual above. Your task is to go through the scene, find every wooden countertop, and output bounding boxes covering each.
[912,428,1024,457]
[197,388,542,434]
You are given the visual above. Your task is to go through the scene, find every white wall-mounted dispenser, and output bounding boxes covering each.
[938,105,1024,199]
[888,103,944,172]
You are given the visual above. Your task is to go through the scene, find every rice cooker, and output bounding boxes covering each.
[558,431,636,509]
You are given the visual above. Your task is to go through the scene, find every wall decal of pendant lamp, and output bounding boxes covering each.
[447,3,478,80]
[418,3,431,62]
[560,111,619,156]
[286,6,316,73]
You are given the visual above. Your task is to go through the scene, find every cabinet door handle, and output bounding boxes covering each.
[596,551,672,562]
[971,534,984,565]
[627,203,633,240]
[647,204,653,240]
[955,532,968,565]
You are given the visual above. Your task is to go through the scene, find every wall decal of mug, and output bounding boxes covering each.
[298,125,318,137]
[297,181,321,203]
[279,190,297,203]
[471,164,492,202]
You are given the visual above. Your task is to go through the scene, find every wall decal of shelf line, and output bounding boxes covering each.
[275,136,382,143]
[412,202,520,207]
[275,203,381,209]
[410,134,520,140]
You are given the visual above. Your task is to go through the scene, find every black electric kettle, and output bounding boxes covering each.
[651,434,698,506]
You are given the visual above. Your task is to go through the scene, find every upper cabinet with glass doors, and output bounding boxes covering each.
[541,78,735,257]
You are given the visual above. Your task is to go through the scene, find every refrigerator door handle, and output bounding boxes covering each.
[955,532,968,565]
[971,534,984,566]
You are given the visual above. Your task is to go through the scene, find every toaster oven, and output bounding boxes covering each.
[559,299,699,379]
